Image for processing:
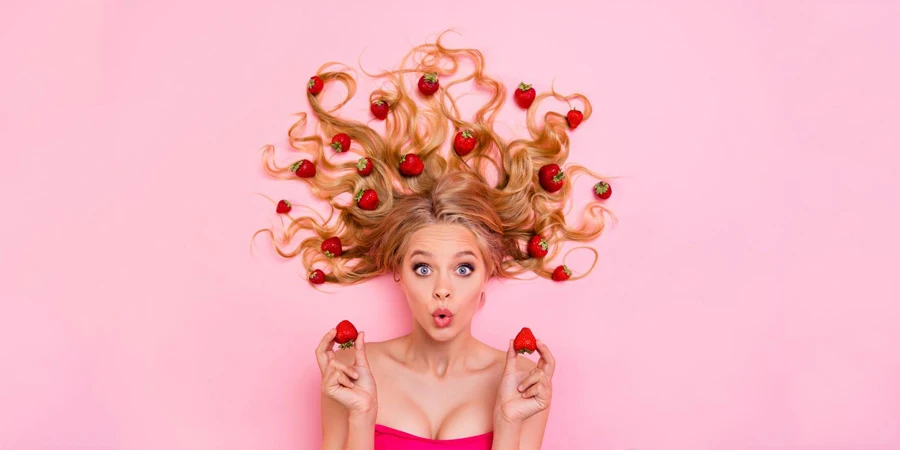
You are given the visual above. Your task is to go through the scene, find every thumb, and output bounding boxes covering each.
[355,331,370,368]
[504,339,517,375]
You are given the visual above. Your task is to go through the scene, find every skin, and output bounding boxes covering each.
[317,224,555,449]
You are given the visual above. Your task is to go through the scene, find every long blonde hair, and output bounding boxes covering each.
[253,31,617,286]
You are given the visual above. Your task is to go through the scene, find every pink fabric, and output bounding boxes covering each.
[374,424,493,450]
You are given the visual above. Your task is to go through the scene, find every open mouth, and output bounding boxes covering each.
[433,313,453,328]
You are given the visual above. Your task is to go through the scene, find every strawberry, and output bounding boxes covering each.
[355,188,379,210]
[418,72,439,96]
[371,99,389,120]
[309,268,326,285]
[399,153,424,176]
[527,235,549,258]
[551,265,572,281]
[538,164,565,192]
[514,327,537,354]
[356,157,373,176]
[514,82,536,109]
[291,159,316,178]
[335,320,359,349]
[593,181,612,199]
[321,236,342,258]
[276,199,292,214]
[566,108,584,129]
[308,76,323,95]
[331,133,351,152]
[453,130,477,156]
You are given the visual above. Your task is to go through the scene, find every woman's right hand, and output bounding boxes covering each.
[315,328,377,418]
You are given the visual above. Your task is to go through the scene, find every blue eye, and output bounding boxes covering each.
[414,264,431,276]
[412,263,474,276]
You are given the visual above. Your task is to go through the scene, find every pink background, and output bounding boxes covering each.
[1,1,898,449]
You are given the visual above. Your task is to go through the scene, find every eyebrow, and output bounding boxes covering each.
[410,250,477,259]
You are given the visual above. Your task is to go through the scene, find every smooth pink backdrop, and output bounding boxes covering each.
[2,1,898,449]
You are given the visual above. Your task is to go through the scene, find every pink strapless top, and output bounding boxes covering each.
[374,424,493,450]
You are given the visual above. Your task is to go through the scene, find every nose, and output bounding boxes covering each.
[433,274,452,300]
[432,273,453,300]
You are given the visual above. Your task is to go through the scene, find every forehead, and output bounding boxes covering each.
[405,224,481,258]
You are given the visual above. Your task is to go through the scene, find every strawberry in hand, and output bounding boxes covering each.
[315,326,377,418]
[335,320,358,349]
[494,334,556,425]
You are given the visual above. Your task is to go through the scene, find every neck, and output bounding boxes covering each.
[402,323,476,379]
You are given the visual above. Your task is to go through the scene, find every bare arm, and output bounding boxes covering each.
[317,330,378,450]
[492,339,555,450]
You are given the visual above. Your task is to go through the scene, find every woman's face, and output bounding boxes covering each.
[397,223,489,341]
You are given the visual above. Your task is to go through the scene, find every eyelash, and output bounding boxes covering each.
[412,263,475,276]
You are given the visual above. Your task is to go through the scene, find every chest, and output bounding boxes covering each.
[372,360,501,440]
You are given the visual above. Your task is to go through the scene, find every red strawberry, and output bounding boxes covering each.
[514,327,537,354]
[514,82,536,109]
[356,157,373,176]
[291,159,316,178]
[276,199,292,214]
[566,108,584,129]
[331,133,351,153]
[399,153,424,176]
[453,130,477,156]
[335,320,359,349]
[355,188,379,210]
[538,164,565,192]
[551,265,572,281]
[593,181,612,199]
[321,236,343,258]
[418,72,439,96]
[527,235,549,258]
[308,76,323,95]
[371,99,389,120]
[309,268,326,285]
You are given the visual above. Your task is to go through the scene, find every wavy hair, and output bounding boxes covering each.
[253,31,617,287]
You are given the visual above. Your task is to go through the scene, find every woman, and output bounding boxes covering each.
[256,31,614,449]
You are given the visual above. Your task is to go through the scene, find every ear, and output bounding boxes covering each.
[478,291,486,308]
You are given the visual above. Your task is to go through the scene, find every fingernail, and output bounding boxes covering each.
[518,385,523,392]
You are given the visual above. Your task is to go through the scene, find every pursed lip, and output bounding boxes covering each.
[432,307,453,317]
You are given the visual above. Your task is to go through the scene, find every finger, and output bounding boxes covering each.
[517,369,544,393]
[504,339,517,375]
[336,371,355,389]
[354,331,370,368]
[535,339,555,378]
[327,359,360,380]
[523,383,542,399]
[316,328,338,373]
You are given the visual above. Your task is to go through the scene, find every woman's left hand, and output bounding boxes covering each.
[494,338,555,425]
